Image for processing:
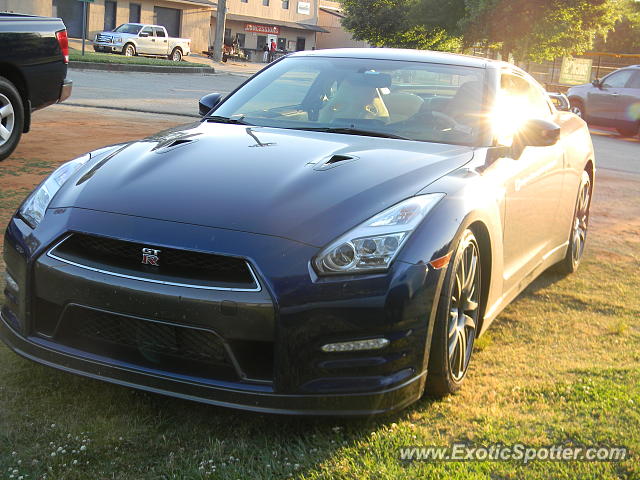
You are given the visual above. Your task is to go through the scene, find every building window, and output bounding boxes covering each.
[282,0,289,8]
[263,0,270,5]
[235,33,246,47]
[104,0,117,31]
[241,0,248,3]
[224,28,232,45]
[129,3,141,23]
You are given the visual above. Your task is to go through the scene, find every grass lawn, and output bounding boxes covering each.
[0,110,638,479]
[69,48,209,68]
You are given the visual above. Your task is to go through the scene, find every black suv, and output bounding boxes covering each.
[567,65,640,137]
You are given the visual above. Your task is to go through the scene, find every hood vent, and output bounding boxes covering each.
[314,154,358,171]
[152,136,199,153]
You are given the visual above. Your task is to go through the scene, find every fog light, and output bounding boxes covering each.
[4,272,19,295]
[321,338,390,353]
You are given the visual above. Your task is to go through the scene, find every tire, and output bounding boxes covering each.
[425,229,482,397]
[123,43,136,57]
[556,170,592,274]
[570,99,585,119]
[615,124,639,137]
[0,76,24,162]
[170,48,182,62]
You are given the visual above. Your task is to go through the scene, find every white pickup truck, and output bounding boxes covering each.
[93,23,191,61]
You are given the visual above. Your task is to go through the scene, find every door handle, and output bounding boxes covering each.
[611,93,619,96]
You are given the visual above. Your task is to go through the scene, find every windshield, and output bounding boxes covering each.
[113,24,143,34]
[212,56,486,145]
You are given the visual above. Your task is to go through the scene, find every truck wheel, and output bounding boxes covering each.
[170,48,182,62]
[0,76,24,162]
[123,43,136,57]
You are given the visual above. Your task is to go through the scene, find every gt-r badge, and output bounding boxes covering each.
[141,248,161,266]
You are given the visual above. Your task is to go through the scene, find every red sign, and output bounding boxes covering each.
[245,23,280,35]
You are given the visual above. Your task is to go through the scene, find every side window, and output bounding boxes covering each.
[602,70,633,88]
[154,27,166,38]
[500,73,551,119]
[140,26,154,37]
[627,72,640,89]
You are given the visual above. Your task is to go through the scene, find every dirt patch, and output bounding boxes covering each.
[589,169,640,261]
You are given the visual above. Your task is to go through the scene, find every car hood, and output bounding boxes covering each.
[52,122,474,247]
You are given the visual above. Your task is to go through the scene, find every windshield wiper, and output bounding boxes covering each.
[298,127,410,140]
[205,115,251,125]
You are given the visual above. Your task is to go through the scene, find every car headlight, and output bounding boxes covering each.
[314,194,445,275]
[113,37,123,44]
[19,154,91,228]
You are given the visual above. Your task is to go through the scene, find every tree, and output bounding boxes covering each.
[341,0,626,61]
[340,0,463,51]
[462,0,624,61]
[594,1,640,52]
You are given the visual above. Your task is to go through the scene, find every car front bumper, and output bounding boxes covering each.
[93,42,122,53]
[2,208,444,415]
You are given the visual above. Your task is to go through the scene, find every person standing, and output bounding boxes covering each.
[263,43,269,63]
[269,39,277,62]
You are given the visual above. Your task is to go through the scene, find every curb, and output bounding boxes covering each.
[69,61,216,74]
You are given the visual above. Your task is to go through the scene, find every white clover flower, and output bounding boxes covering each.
[80,445,87,452]
[50,453,56,457]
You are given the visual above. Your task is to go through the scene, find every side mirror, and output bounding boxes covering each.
[517,118,561,148]
[199,93,224,117]
[547,92,570,111]
[592,79,601,88]
[139,32,150,38]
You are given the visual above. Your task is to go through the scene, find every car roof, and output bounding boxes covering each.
[289,48,511,69]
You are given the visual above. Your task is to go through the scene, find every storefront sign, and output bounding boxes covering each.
[245,23,280,35]
[559,57,593,86]
[297,1,311,14]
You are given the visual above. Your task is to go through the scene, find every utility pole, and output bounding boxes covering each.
[212,0,227,62]
[81,0,87,55]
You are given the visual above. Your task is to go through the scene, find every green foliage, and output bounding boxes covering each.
[463,0,623,61]
[594,1,640,53]
[341,0,627,60]
[341,0,463,51]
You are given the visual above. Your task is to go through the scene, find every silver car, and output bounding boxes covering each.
[567,65,640,137]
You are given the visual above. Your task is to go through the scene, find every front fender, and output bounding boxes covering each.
[396,156,506,333]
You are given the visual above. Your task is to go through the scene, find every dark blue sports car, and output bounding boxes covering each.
[1,49,594,415]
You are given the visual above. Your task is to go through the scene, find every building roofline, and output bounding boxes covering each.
[226,13,329,33]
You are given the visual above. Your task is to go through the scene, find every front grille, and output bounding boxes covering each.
[96,34,112,42]
[57,306,238,381]
[49,234,258,290]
